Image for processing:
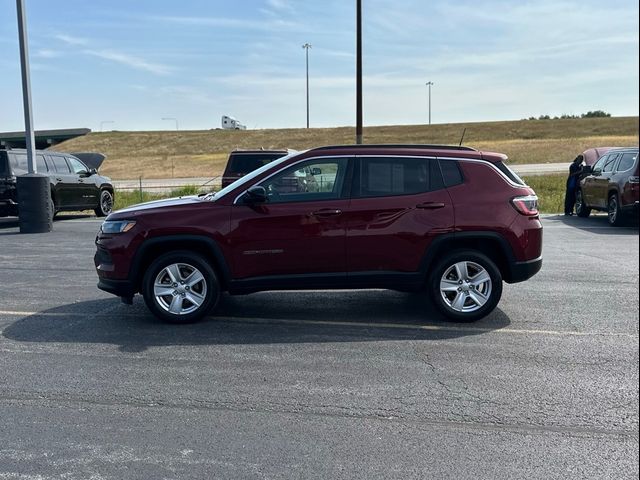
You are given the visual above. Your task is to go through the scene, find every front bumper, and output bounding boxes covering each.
[97,277,136,298]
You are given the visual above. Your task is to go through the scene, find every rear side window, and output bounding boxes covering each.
[50,155,71,173]
[439,160,464,187]
[615,153,637,172]
[227,154,283,174]
[354,157,437,198]
[495,161,526,186]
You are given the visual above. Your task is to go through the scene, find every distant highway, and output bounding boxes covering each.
[112,162,571,193]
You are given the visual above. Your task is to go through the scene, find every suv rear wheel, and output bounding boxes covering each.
[142,251,220,323]
[575,190,591,218]
[429,250,503,322]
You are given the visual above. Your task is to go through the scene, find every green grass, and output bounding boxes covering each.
[113,177,568,214]
[522,174,566,213]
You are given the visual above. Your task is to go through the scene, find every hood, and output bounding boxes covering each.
[581,147,618,166]
[114,195,207,215]
[72,152,107,170]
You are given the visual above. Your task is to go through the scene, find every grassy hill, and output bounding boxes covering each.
[50,116,638,180]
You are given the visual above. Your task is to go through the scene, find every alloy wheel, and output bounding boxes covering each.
[101,190,113,215]
[439,261,492,313]
[608,195,618,225]
[153,263,208,315]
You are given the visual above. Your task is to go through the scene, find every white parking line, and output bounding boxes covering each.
[0,310,636,338]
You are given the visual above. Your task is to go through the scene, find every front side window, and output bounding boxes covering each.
[67,157,88,174]
[616,152,638,172]
[602,154,619,173]
[592,155,608,173]
[50,156,71,173]
[260,158,347,204]
[354,157,434,198]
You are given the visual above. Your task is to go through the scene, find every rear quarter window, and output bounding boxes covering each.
[494,161,526,186]
[438,160,464,187]
[0,152,10,176]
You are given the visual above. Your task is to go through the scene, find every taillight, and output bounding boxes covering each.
[511,195,539,216]
[629,176,639,184]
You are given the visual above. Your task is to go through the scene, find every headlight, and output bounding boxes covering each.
[101,220,136,234]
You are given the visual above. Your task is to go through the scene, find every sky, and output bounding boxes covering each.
[0,0,638,132]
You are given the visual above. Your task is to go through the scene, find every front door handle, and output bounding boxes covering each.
[311,208,342,217]
[416,202,445,209]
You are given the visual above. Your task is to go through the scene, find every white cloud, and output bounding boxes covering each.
[151,15,300,31]
[82,49,173,75]
[55,34,89,46]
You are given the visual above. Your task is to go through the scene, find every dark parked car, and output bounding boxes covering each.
[221,149,289,188]
[95,144,543,324]
[576,147,639,226]
[0,148,114,218]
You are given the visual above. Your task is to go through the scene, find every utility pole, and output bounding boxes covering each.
[425,81,434,125]
[356,0,363,144]
[16,0,51,233]
[162,117,179,130]
[302,43,312,129]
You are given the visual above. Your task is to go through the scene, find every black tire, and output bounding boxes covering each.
[608,193,625,227]
[95,189,114,217]
[575,190,591,217]
[429,250,503,322]
[49,197,58,219]
[142,251,220,324]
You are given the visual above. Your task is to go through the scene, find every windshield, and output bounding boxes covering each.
[212,151,303,200]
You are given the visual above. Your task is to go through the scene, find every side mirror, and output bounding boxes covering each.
[582,165,592,174]
[244,185,267,204]
[78,170,90,177]
[311,168,322,175]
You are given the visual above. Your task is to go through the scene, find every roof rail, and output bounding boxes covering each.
[309,144,477,152]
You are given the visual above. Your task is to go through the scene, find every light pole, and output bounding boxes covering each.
[16,0,52,233]
[425,81,434,125]
[100,120,115,132]
[356,0,363,144]
[302,43,312,129]
[162,117,179,130]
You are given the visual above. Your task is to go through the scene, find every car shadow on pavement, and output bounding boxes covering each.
[3,291,511,352]
[545,214,639,235]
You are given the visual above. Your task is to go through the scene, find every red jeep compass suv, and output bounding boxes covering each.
[95,145,542,323]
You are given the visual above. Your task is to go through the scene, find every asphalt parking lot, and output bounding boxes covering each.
[0,214,638,479]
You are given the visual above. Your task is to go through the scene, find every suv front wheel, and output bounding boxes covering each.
[142,251,220,323]
[429,250,503,322]
[575,190,591,218]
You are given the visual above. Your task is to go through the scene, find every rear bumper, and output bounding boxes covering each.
[506,256,542,284]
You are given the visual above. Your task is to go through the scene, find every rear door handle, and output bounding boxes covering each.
[416,202,445,209]
[311,208,342,217]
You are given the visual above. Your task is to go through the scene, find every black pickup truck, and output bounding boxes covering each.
[0,148,114,218]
